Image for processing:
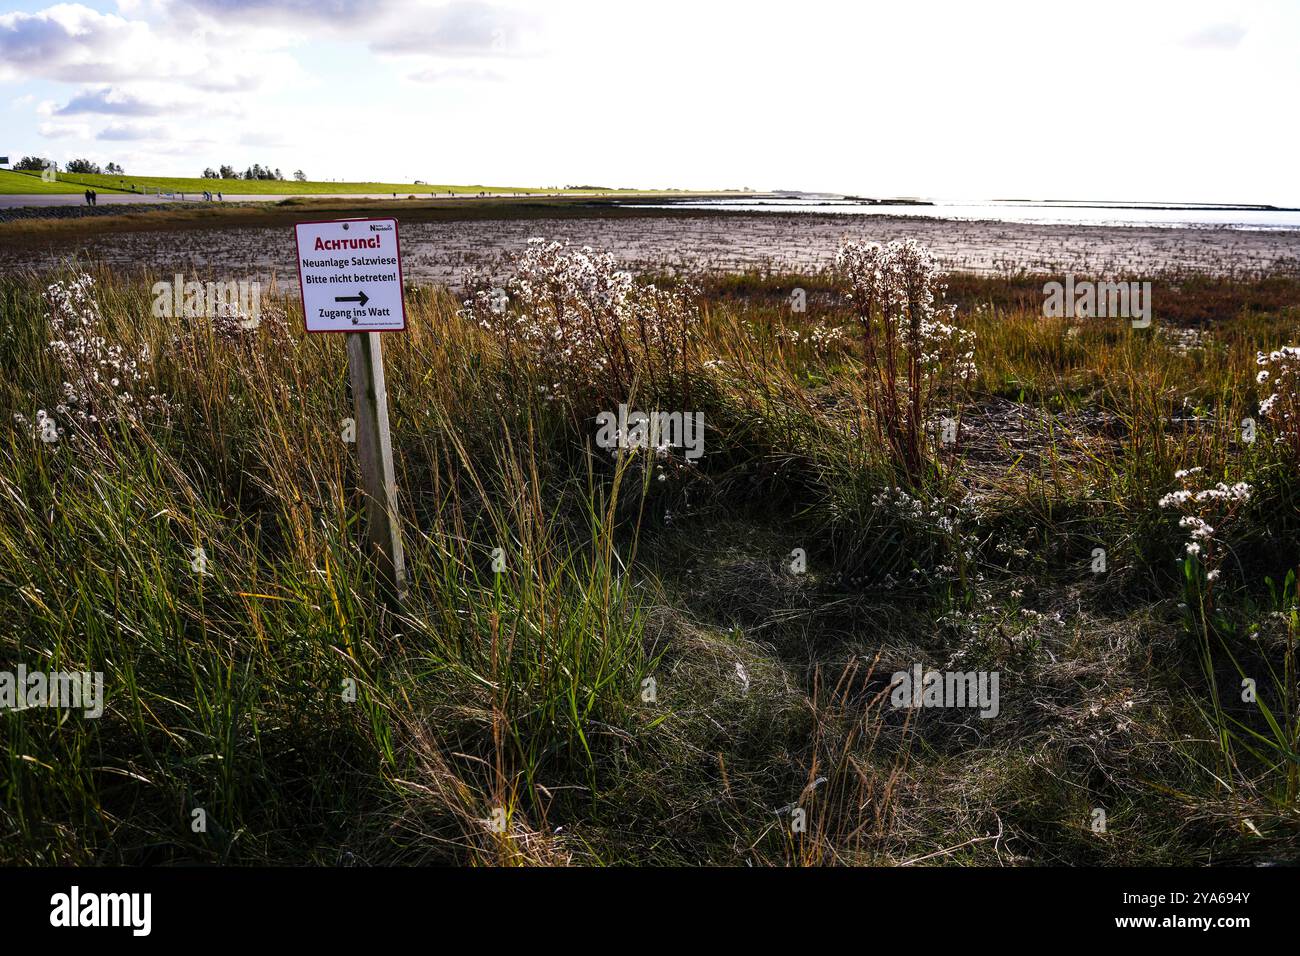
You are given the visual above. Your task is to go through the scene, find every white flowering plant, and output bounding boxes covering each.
[15,274,171,452]
[462,239,697,412]
[836,239,975,484]
[1255,346,1300,465]
[814,450,981,588]
[1157,466,1253,600]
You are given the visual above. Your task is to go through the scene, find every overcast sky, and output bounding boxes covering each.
[2,0,1297,204]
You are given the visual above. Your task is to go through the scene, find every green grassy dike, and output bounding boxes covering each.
[0,170,118,195]
[0,168,696,197]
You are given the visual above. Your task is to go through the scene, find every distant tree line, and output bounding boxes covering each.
[11,157,123,174]
[11,154,308,183]
[201,164,307,181]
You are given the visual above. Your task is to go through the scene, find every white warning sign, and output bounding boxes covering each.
[295,217,407,332]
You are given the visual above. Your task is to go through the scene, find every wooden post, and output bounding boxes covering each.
[346,330,408,606]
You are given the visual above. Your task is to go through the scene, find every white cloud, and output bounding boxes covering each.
[96,120,166,139]
[0,3,299,90]
[37,120,91,138]
[408,65,504,83]
[239,130,290,147]
[1182,22,1247,49]
[56,86,167,115]
[369,1,532,56]
[174,0,537,56]
[0,4,154,82]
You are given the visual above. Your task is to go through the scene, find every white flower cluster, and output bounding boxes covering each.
[1177,516,1214,557]
[868,486,979,564]
[835,238,976,381]
[1256,346,1300,436]
[808,322,846,355]
[16,274,169,447]
[870,486,931,518]
[462,239,697,404]
[1157,325,1210,354]
[208,298,288,345]
[1158,466,1252,572]
[1157,471,1253,511]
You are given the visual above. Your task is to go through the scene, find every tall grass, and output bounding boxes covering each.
[0,264,652,864]
[2,254,1298,865]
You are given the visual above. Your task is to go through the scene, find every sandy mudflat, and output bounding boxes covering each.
[6,211,1300,286]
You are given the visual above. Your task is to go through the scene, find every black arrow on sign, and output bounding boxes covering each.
[335,291,370,307]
